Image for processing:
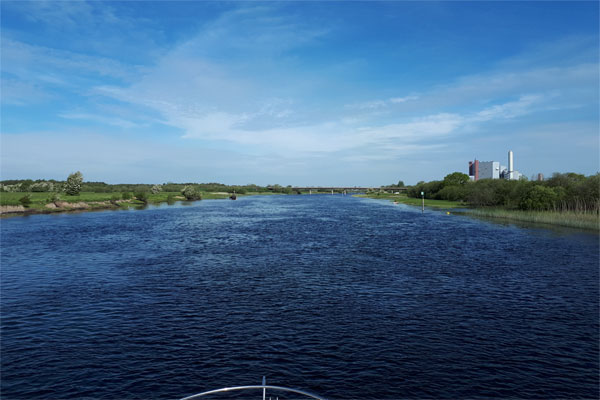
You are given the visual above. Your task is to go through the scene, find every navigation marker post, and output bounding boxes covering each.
[421,191,424,213]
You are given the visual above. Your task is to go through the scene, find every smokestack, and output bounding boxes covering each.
[508,150,514,180]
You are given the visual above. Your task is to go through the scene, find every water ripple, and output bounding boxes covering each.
[1,196,598,399]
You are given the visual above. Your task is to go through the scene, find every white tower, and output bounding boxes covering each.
[508,150,514,180]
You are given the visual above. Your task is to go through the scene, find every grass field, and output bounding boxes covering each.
[355,193,466,209]
[1,192,119,207]
[0,190,278,210]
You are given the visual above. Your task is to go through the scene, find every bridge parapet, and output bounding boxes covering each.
[289,186,407,192]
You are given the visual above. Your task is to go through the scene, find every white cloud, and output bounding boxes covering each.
[347,95,418,110]
[2,38,139,83]
[357,113,464,142]
[5,0,119,27]
[1,78,54,105]
[389,96,419,104]
[85,10,597,163]
[471,95,543,122]
[348,100,388,110]
[58,113,144,130]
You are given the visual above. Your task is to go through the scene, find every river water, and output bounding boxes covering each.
[1,195,598,399]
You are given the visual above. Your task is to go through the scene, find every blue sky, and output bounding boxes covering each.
[1,1,598,185]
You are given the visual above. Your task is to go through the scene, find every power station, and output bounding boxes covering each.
[468,150,522,181]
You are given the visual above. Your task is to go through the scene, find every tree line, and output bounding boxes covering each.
[407,172,599,212]
[0,175,294,195]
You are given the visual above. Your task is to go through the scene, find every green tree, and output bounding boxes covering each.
[46,192,61,203]
[151,184,162,194]
[19,179,34,192]
[397,180,405,187]
[519,185,560,210]
[467,180,498,206]
[181,185,202,200]
[436,185,467,201]
[19,194,32,208]
[65,171,83,195]
[443,172,470,186]
[134,192,149,203]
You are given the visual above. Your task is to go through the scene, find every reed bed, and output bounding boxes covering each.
[465,208,599,231]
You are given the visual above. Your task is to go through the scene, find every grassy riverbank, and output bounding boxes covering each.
[0,191,276,216]
[463,208,599,231]
[355,193,466,208]
[358,193,598,230]
[0,192,180,208]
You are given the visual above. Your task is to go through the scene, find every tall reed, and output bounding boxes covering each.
[467,208,599,231]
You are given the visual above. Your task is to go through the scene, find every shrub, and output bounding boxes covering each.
[65,171,83,195]
[53,183,64,193]
[443,172,470,186]
[134,192,149,203]
[436,185,467,201]
[122,192,132,200]
[519,185,560,211]
[181,185,202,200]
[467,182,497,207]
[166,194,175,203]
[46,192,61,203]
[151,184,162,194]
[31,181,54,192]
[110,194,120,205]
[19,194,32,208]
[19,180,33,192]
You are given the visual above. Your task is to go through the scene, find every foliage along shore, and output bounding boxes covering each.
[0,174,297,216]
[359,193,599,231]
[355,193,466,209]
[0,191,275,217]
[404,171,599,231]
[461,208,599,231]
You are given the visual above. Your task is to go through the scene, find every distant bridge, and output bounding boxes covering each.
[285,186,408,193]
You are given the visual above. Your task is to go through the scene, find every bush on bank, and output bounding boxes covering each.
[408,172,599,212]
[1,180,288,195]
[181,185,202,200]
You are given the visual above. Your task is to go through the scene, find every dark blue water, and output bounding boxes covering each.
[1,195,598,399]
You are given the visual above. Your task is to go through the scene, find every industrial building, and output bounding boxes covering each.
[469,150,521,181]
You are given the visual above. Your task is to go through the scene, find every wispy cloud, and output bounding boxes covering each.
[5,0,119,28]
[347,96,419,110]
[94,40,573,157]
[389,96,419,104]
[1,78,54,105]
[2,3,597,184]
[156,96,540,156]
[2,38,139,83]
[58,112,145,130]
[472,95,544,122]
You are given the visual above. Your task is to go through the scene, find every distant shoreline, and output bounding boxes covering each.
[358,193,599,231]
[0,192,238,218]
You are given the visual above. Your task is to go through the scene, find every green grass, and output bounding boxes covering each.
[0,191,184,206]
[2,192,103,205]
[356,193,599,230]
[0,190,277,211]
[463,208,599,231]
[355,193,466,209]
